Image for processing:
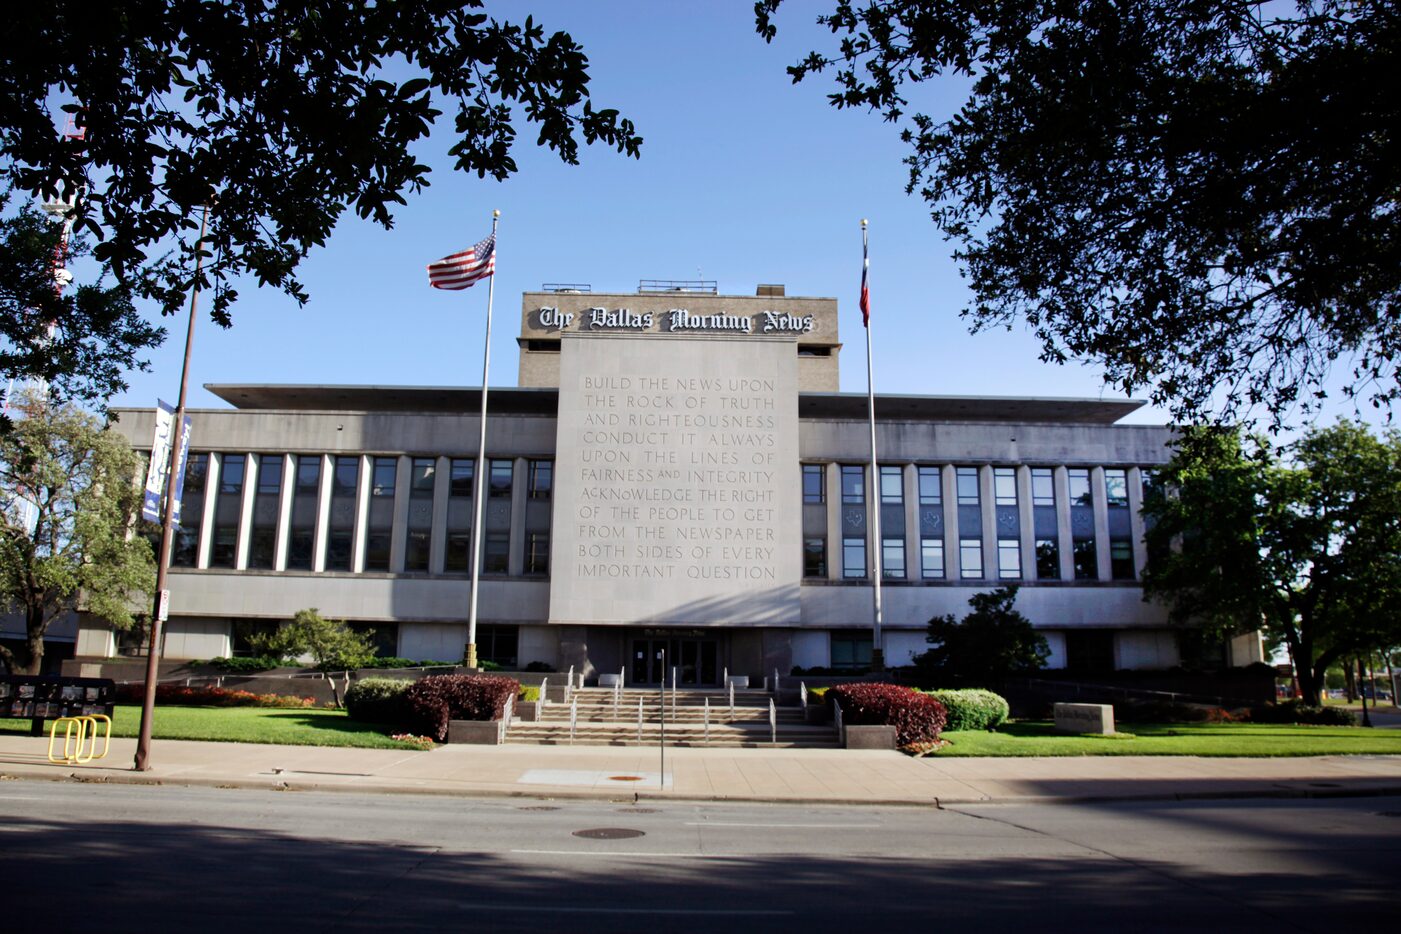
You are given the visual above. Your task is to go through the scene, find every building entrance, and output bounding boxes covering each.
[630,633,719,686]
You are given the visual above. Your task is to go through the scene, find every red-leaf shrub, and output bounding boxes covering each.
[114,683,316,708]
[828,682,948,747]
[403,674,521,742]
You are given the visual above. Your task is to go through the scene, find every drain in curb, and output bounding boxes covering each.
[609,775,644,782]
[574,828,645,840]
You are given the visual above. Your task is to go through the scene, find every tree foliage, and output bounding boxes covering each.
[0,394,155,673]
[1142,422,1401,704]
[757,0,1401,427]
[0,197,164,410]
[916,585,1049,685]
[1,1,642,327]
[249,607,376,671]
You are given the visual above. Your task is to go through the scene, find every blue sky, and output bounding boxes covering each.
[85,2,1372,431]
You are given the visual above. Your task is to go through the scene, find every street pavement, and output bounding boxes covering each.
[3,732,1400,805]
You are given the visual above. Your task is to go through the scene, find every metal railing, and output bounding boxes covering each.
[538,677,549,709]
[565,666,575,704]
[541,282,591,293]
[569,697,578,745]
[704,698,710,743]
[799,681,808,708]
[769,699,777,745]
[728,681,735,720]
[638,279,717,293]
[498,692,515,744]
[833,699,844,745]
[637,697,644,743]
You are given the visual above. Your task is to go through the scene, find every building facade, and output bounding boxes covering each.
[80,284,1262,682]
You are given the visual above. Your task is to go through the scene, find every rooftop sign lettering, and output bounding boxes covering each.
[536,306,815,336]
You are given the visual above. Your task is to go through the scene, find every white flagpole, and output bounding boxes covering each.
[863,219,885,673]
[464,209,500,670]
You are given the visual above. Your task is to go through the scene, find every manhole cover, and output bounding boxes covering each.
[609,775,645,782]
[573,828,645,840]
[517,805,561,811]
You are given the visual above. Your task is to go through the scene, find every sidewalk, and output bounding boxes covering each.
[4,733,1401,805]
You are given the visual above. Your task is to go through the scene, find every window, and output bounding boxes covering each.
[489,459,513,498]
[803,537,826,577]
[364,456,396,572]
[445,532,471,572]
[956,467,979,505]
[830,631,873,670]
[879,465,903,505]
[802,464,825,504]
[842,536,866,579]
[882,537,905,579]
[960,538,983,578]
[1104,468,1129,507]
[405,457,435,572]
[524,531,550,575]
[449,459,474,497]
[287,455,319,571]
[326,455,358,572]
[248,455,282,570]
[477,624,519,668]
[410,458,436,497]
[1036,538,1060,579]
[920,538,945,578]
[405,531,431,572]
[993,467,1017,506]
[998,539,1021,579]
[1068,468,1093,506]
[917,466,941,505]
[1110,539,1134,579]
[1031,468,1055,506]
[1073,538,1098,580]
[482,530,509,573]
[840,465,864,504]
[210,453,245,568]
[172,453,208,567]
[528,460,553,499]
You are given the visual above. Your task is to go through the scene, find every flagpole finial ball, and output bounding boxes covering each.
[861,218,868,228]
[493,209,501,218]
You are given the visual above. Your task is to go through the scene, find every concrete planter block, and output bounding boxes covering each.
[515,701,541,723]
[844,724,897,749]
[1054,703,1115,735]
[598,674,621,687]
[727,675,750,688]
[804,705,830,724]
[447,719,501,745]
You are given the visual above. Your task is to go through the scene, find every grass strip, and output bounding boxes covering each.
[935,721,1401,757]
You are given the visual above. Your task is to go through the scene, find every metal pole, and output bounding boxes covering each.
[658,647,666,788]
[862,219,885,673]
[134,203,209,772]
[463,210,500,670]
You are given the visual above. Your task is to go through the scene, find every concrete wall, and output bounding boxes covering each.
[1114,630,1182,670]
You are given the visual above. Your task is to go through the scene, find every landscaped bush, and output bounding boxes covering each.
[523,661,556,673]
[403,674,521,742]
[925,689,1010,731]
[1118,701,1237,724]
[354,658,457,670]
[201,656,294,673]
[344,678,414,724]
[806,686,829,704]
[519,685,541,702]
[1247,700,1357,726]
[115,683,316,708]
[828,682,947,747]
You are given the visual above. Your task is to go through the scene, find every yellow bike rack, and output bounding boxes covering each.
[47,715,111,765]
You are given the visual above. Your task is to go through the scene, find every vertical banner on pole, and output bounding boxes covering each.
[142,402,192,524]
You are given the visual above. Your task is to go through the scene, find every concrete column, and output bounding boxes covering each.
[1016,465,1035,580]
[352,454,371,574]
[979,464,996,580]
[1127,466,1148,576]
[313,454,333,573]
[274,454,295,571]
[903,463,919,580]
[825,462,842,580]
[429,455,450,574]
[1053,466,1073,581]
[1091,466,1111,580]
[389,455,411,573]
[508,457,528,576]
[941,464,958,578]
[235,453,257,570]
[197,454,220,569]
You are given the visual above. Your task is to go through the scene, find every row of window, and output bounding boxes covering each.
[165,453,552,576]
[805,464,1138,507]
[805,535,1136,581]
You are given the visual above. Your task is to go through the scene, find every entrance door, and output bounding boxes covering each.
[629,636,718,686]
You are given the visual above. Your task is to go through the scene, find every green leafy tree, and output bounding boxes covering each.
[915,586,1049,686]
[2,2,642,329]
[0,394,155,673]
[1142,422,1401,704]
[0,196,164,410]
[757,1,1400,427]
[250,607,376,671]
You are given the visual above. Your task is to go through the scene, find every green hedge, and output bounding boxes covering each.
[344,678,414,724]
[924,689,1010,732]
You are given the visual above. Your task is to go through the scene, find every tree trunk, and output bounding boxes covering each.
[1297,664,1323,706]
[21,630,44,675]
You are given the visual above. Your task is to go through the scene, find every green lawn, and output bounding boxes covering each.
[934,721,1401,757]
[0,705,427,750]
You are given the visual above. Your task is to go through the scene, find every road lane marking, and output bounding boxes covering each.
[683,821,871,828]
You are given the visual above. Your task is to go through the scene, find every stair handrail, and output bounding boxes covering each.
[565,666,575,704]
[613,680,620,719]
[619,666,625,690]
[636,696,643,743]
[833,699,844,745]
[671,666,678,716]
[498,691,515,744]
[728,680,735,721]
[569,696,577,745]
[773,668,780,695]
[704,697,710,743]
[769,698,776,745]
[799,681,807,708]
[538,677,549,710]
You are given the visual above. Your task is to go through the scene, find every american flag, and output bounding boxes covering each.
[427,233,496,290]
[859,235,871,327]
